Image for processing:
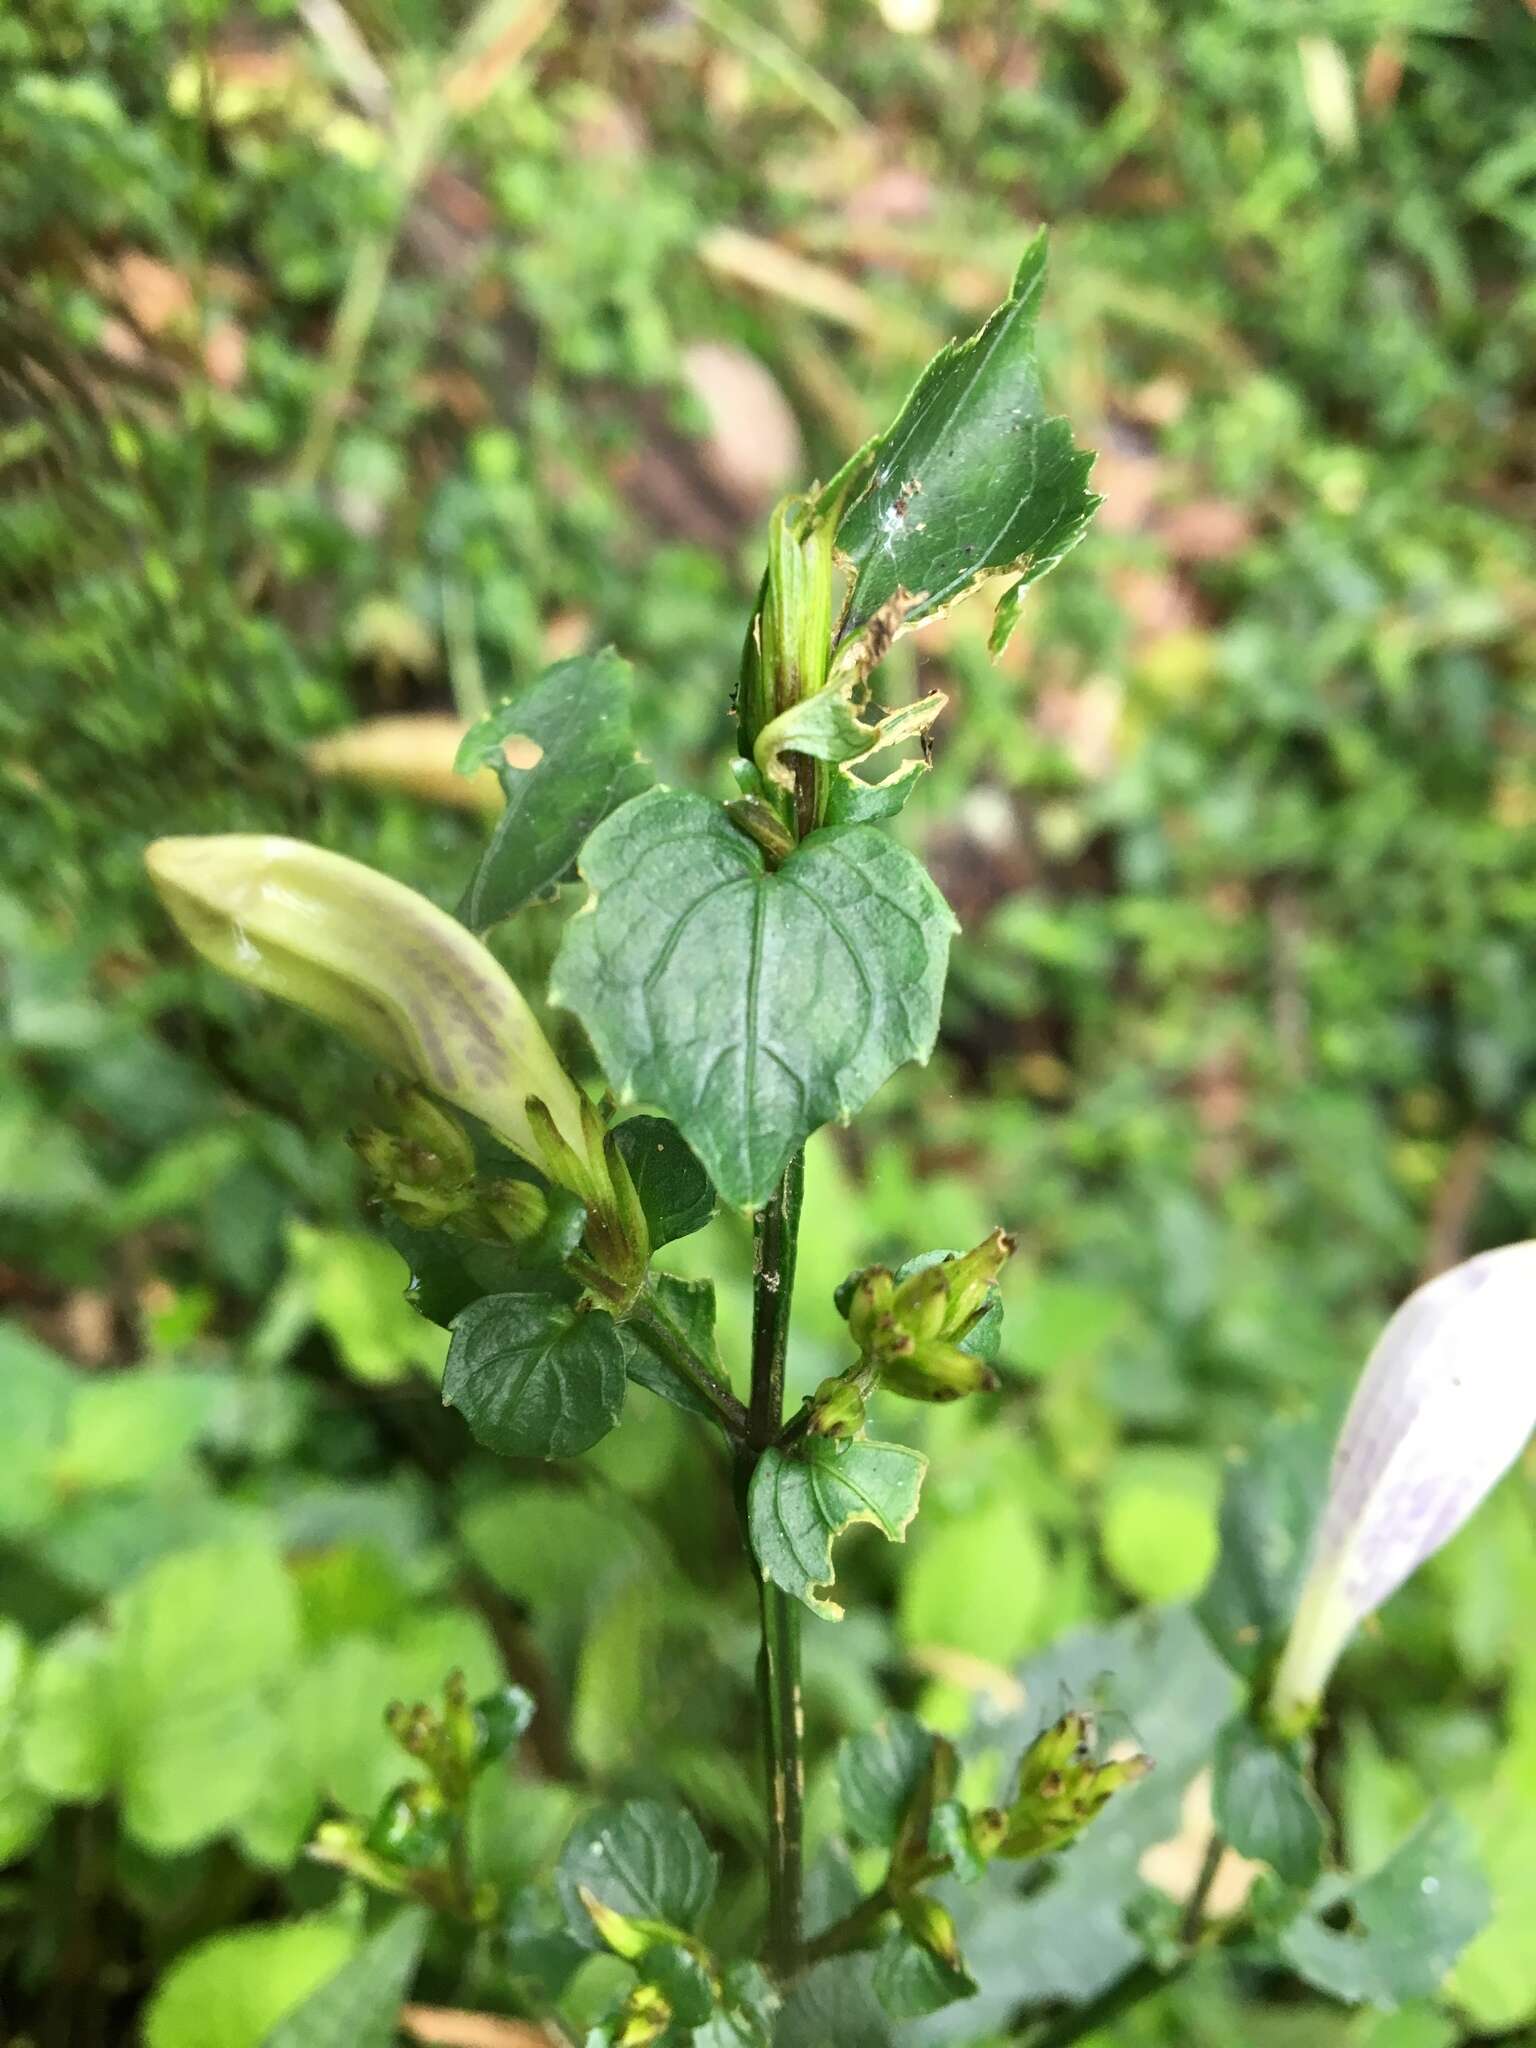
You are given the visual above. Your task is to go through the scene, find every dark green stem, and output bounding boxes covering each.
[1023,1961,1168,2048]
[744,1149,806,1977]
[1180,1829,1227,1946]
[803,1852,948,1964]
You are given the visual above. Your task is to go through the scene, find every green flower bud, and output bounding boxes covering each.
[844,1267,894,1350]
[879,1340,1001,1403]
[145,835,597,1180]
[807,1374,868,1438]
[479,1177,549,1245]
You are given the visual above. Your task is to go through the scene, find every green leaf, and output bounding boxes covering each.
[1101,1447,1221,1605]
[826,235,1098,655]
[53,1371,217,1491]
[619,1274,728,1422]
[1198,1417,1331,1679]
[837,1712,935,1850]
[749,1436,926,1620]
[112,1538,300,1852]
[611,1114,716,1247]
[0,1623,48,1865]
[264,1907,427,2048]
[1213,1717,1326,1889]
[775,1958,894,2048]
[552,790,955,1210]
[287,1226,449,1384]
[1277,1808,1490,2009]
[0,1321,74,1537]
[872,1928,977,2020]
[20,1621,115,1801]
[642,1941,718,2027]
[444,1294,627,1458]
[378,1211,581,1330]
[555,1798,719,1948]
[822,757,928,828]
[456,649,652,930]
[143,1919,355,2048]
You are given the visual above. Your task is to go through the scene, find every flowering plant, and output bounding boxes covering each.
[146,245,1528,2045]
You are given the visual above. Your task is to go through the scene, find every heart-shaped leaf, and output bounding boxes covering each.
[551,790,955,1210]
[444,1294,626,1458]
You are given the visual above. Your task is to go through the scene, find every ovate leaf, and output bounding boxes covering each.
[611,1114,716,1247]
[837,1712,935,1850]
[827,235,1098,655]
[444,1294,626,1458]
[143,1919,354,2048]
[1277,1807,1490,2008]
[456,649,652,929]
[552,790,955,1210]
[1213,1717,1326,1889]
[555,1797,719,1947]
[264,1907,427,2048]
[1198,1417,1331,1679]
[872,1928,977,2020]
[749,1436,926,1620]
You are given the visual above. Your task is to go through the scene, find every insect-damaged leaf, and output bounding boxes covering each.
[749,1436,926,1620]
[456,649,652,930]
[826,235,1098,657]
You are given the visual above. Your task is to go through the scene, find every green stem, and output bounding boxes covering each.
[744,1150,806,1977]
[1180,1829,1227,1946]
[1023,1961,1168,2048]
[802,1852,949,1964]
[631,1282,750,1438]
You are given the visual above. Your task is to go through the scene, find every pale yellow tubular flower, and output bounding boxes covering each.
[145,835,593,1176]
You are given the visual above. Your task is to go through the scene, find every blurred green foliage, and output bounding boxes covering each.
[3,0,1535,2040]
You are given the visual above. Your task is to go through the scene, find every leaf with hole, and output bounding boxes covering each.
[456,649,652,929]
[825,235,1098,656]
[552,790,954,1210]
[749,1436,927,1620]
[1276,1807,1489,2008]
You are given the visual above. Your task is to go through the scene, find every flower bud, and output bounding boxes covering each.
[880,1340,1001,1404]
[807,1374,868,1439]
[1271,1242,1536,1725]
[145,835,595,1178]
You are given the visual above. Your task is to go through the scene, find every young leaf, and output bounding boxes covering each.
[822,757,928,828]
[264,1907,427,2048]
[610,1114,716,1248]
[749,1437,927,1620]
[551,790,955,1210]
[456,649,652,930]
[872,1926,977,2020]
[444,1294,626,1458]
[1276,1808,1490,2008]
[826,235,1098,656]
[556,1798,719,1948]
[837,1713,936,1850]
[1212,1718,1326,1889]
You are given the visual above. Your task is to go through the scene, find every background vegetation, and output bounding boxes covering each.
[3,0,1535,2043]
